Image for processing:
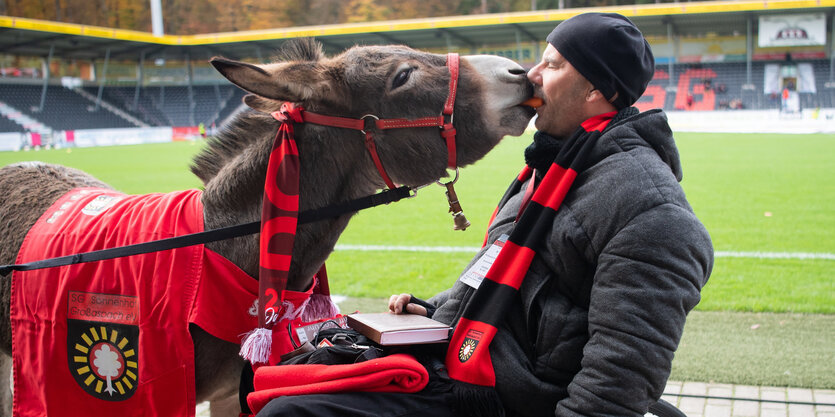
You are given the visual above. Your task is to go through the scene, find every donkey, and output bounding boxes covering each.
[0,38,535,416]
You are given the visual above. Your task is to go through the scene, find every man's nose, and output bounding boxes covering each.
[526,67,540,84]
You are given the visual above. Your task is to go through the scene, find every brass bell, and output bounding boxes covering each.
[444,182,470,231]
[452,211,471,231]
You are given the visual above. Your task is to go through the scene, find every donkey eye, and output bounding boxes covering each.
[392,68,413,89]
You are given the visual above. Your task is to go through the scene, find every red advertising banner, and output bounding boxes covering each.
[172,126,199,141]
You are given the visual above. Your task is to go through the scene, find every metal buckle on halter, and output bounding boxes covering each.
[359,114,380,135]
[435,167,460,187]
[440,113,455,138]
[443,113,454,126]
[407,182,431,199]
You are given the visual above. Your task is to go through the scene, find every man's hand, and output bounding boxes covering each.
[388,293,428,316]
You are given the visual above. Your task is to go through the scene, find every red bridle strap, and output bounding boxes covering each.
[363,130,398,190]
[302,112,364,131]
[271,53,460,190]
[443,53,459,169]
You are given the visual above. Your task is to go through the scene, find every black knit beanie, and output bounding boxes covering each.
[546,12,655,109]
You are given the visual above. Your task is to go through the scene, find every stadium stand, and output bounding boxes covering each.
[81,85,246,127]
[0,84,135,130]
[3,1,835,136]
[2,57,834,135]
[633,59,835,113]
[0,114,24,133]
[82,86,171,126]
[179,85,243,127]
[0,82,247,133]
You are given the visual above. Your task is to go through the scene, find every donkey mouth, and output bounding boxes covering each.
[516,104,537,118]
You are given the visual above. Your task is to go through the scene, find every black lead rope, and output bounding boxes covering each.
[0,186,413,277]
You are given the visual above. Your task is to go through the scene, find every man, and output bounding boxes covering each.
[257,12,713,417]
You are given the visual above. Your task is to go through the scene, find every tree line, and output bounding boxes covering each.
[1,0,677,35]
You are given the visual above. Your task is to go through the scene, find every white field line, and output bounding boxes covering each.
[713,251,835,260]
[335,244,480,253]
[334,244,835,260]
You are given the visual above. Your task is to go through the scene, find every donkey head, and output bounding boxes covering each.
[210,39,535,187]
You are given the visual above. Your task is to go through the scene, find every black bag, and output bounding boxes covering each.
[281,327,384,365]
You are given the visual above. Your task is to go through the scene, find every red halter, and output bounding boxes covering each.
[271,53,460,190]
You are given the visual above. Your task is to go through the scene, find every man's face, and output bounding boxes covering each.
[527,44,594,138]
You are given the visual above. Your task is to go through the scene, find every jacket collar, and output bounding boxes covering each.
[524,108,682,181]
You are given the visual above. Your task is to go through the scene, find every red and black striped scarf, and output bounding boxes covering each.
[241,103,337,366]
[444,112,615,410]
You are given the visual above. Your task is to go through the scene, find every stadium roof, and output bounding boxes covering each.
[2,0,834,62]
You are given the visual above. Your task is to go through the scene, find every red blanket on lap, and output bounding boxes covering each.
[12,188,257,417]
[247,353,429,415]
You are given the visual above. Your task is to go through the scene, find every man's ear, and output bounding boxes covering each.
[587,88,619,109]
[587,88,606,102]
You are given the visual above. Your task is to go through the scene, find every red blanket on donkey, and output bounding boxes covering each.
[11,188,258,417]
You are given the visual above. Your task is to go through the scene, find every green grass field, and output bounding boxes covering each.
[2,132,833,388]
[1,132,833,313]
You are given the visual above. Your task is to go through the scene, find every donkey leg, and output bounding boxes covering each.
[0,354,11,416]
[192,324,244,417]
[209,394,240,417]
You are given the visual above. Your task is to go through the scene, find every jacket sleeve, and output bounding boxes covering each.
[427,288,453,309]
[555,203,713,416]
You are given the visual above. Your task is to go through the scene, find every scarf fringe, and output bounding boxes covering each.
[239,327,272,364]
[301,293,340,322]
[451,381,505,417]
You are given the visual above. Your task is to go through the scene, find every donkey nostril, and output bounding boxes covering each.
[508,68,526,76]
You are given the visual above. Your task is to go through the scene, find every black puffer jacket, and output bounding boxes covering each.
[430,108,713,417]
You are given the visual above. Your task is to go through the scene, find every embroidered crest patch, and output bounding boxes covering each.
[458,329,483,363]
[67,291,139,401]
[80,195,123,216]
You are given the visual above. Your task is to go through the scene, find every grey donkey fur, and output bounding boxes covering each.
[0,38,535,416]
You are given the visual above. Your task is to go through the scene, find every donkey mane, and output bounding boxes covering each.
[273,37,324,62]
[190,110,273,184]
[190,39,328,185]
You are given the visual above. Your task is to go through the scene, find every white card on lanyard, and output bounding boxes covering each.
[459,234,509,289]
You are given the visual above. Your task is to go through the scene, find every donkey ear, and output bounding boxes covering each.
[210,57,327,102]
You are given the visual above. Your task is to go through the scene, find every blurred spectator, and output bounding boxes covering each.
[781,88,789,112]
[1,67,40,78]
[0,68,21,77]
